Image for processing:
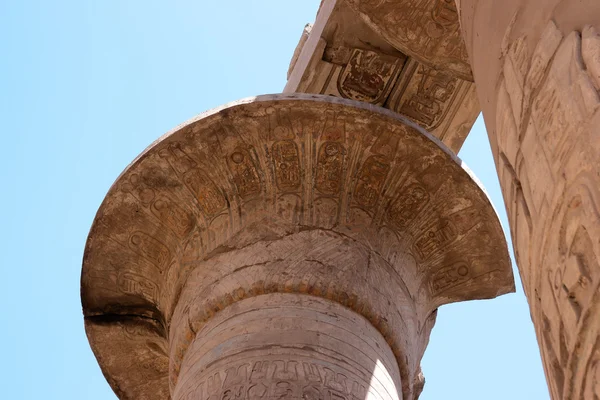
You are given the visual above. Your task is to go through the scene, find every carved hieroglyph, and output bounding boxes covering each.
[457,1,600,398]
[82,94,513,400]
[284,0,479,153]
[343,0,472,80]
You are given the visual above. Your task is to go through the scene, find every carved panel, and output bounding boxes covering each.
[227,147,261,199]
[272,141,301,192]
[354,155,390,209]
[387,183,429,228]
[337,49,403,103]
[388,61,462,129]
[345,0,472,80]
[284,1,479,152]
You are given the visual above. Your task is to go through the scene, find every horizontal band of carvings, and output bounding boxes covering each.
[173,294,402,400]
[82,94,513,399]
[168,227,420,397]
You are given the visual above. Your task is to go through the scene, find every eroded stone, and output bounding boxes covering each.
[284,0,479,153]
[82,94,513,400]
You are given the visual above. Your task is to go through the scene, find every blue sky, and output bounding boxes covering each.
[0,1,549,398]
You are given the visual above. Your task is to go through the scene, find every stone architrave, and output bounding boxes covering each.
[343,0,472,81]
[81,94,514,400]
[455,1,600,399]
[284,0,480,153]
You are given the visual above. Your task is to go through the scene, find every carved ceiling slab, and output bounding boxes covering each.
[285,0,478,153]
[82,94,513,399]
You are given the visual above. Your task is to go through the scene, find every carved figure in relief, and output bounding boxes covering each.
[388,183,429,227]
[272,141,301,191]
[337,49,402,103]
[227,148,261,199]
[316,142,345,196]
[400,65,458,129]
[354,155,390,209]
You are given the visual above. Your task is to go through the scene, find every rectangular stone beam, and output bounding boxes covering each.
[284,0,480,153]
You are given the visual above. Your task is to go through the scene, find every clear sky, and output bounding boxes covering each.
[0,1,549,399]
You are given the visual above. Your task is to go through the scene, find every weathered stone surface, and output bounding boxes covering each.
[173,294,401,400]
[284,0,479,153]
[457,1,600,398]
[82,94,513,399]
[343,0,472,80]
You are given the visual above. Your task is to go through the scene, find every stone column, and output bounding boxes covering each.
[455,2,600,398]
[81,94,513,400]
[172,293,401,400]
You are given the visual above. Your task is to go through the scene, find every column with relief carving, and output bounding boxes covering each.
[81,94,513,400]
[455,1,600,398]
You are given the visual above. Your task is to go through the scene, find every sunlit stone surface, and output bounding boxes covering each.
[82,94,513,399]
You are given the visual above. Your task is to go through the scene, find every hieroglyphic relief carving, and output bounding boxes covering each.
[227,147,261,199]
[413,219,457,261]
[345,0,472,79]
[82,95,514,400]
[159,143,227,217]
[266,106,303,221]
[387,183,429,228]
[386,60,469,137]
[429,261,470,295]
[316,111,346,196]
[284,1,479,152]
[354,155,390,209]
[118,271,161,304]
[351,128,401,213]
[272,141,301,192]
[316,142,345,196]
[150,197,195,239]
[119,168,196,239]
[128,230,171,269]
[337,49,403,103]
[180,358,369,400]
